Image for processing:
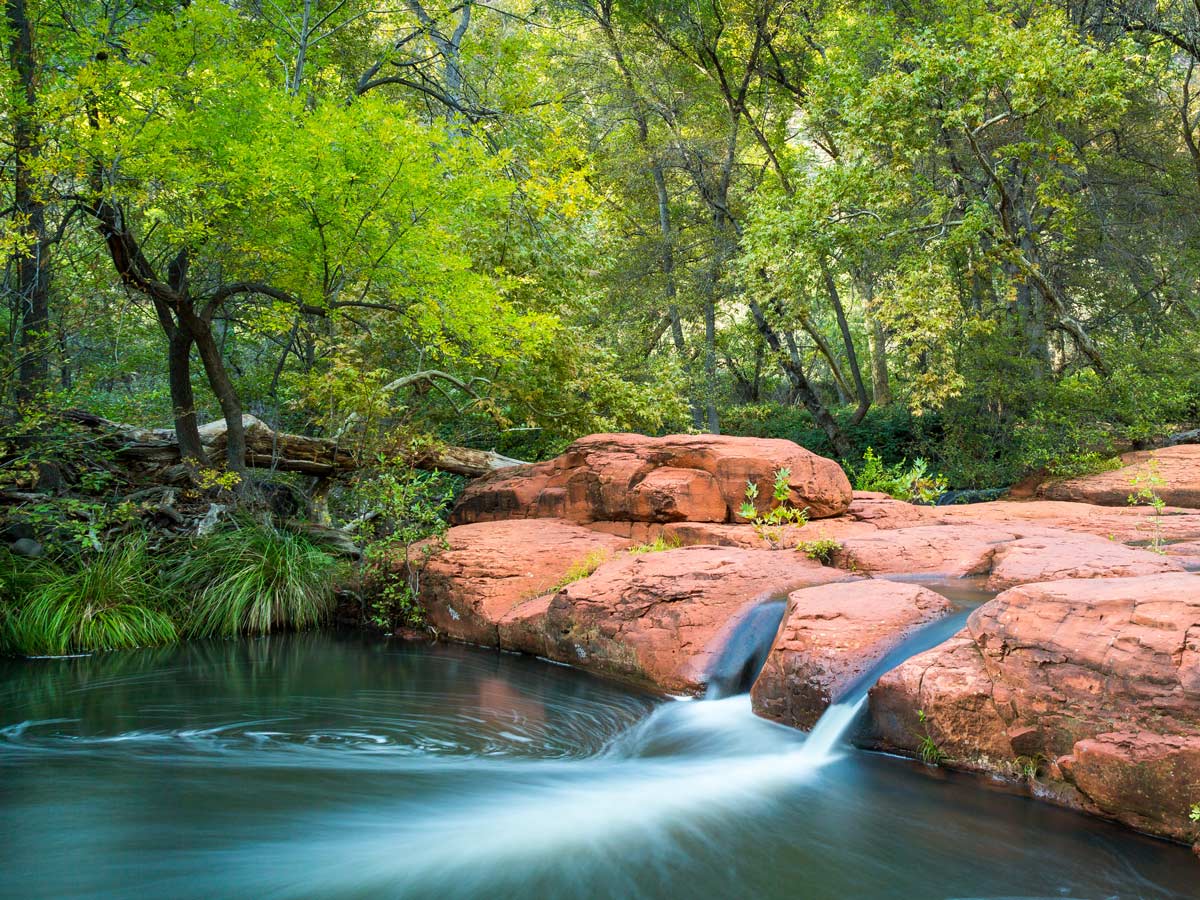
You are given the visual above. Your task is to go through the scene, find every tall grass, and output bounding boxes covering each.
[1,539,177,656]
[174,524,343,638]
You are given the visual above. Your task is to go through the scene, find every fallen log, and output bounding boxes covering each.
[62,410,526,478]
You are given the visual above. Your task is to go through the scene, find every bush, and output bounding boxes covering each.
[1,538,177,656]
[173,523,344,638]
[849,448,947,503]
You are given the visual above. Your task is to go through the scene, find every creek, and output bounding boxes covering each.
[0,583,1194,899]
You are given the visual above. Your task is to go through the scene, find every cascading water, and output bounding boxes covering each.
[702,599,786,699]
[1,584,1194,899]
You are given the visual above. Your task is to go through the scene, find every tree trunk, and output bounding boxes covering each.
[821,261,870,424]
[167,328,207,463]
[704,295,719,433]
[7,0,51,400]
[749,300,851,457]
[187,316,249,482]
[867,312,891,406]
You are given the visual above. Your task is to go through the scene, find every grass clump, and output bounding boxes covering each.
[1,538,177,656]
[173,523,344,638]
[914,710,946,766]
[547,548,611,593]
[628,535,682,555]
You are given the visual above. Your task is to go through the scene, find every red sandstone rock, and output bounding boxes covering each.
[452,433,853,526]
[500,545,851,693]
[866,572,1200,844]
[835,524,1014,577]
[985,532,1183,590]
[418,519,630,646]
[751,581,953,728]
[1037,445,1200,508]
[934,498,1200,544]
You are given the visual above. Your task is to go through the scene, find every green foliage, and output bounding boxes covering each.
[851,448,948,504]
[914,710,946,766]
[740,468,810,548]
[1013,754,1047,782]
[1128,459,1168,555]
[173,524,344,638]
[2,538,177,656]
[356,465,455,630]
[628,535,682,555]
[798,538,842,564]
[1190,803,1199,825]
[547,549,612,593]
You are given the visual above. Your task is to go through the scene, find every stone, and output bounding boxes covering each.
[452,433,853,526]
[1037,445,1200,508]
[417,519,631,646]
[499,545,851,693]
[865,572,1200,844]
[751,580,954,729]
[985,532,1183,590]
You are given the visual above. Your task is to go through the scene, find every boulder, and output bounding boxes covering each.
[751,581,953,729]
[499,545,851,693]
[452,433,853,526]
[865,572,1200,844]
[417,519,631,646]
[985,532,1184,590]
[1036,445,1200,508]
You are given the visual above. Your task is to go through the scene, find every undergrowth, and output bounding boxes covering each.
[173,524,345,638]
[1,539,176,656]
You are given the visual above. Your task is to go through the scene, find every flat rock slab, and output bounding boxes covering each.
[1037,445,1200,508]
[985,531,1183,589]
[452,433,853,525]
[751,581,953,729]
[865,571,1200,844]
[500,545,852,694]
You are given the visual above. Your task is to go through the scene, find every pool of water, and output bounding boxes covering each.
[0,630,1194,899]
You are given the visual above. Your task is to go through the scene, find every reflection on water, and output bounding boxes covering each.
[0,632,1193,899]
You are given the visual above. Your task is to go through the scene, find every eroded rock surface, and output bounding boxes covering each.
[751,581,953,729]
[453,433,853,525]
[866,572,1200,843]
[1037,445,1200,508]
[499,546,850,693]
[418,519,630,646]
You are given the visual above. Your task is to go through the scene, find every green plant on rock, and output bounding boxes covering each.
[740,468,809,549]
[1190,802,1199,825]
[914,710,946,766]
[1127,458,1168,554]
[628,535,682,555]
[798,538,843,565]
[2,537,177,656]
[1013,754,1046,782]
[852,448,948,505]
[173,523,344,638]
[549,548,612,592]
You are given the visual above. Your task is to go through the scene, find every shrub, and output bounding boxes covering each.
[850,448,947,503]
[2,538,177,656]
[173,524,344,638]
[354,465,454,630]
[798,538,842,564]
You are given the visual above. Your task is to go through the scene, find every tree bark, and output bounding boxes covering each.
[749,300,852,457]
[821,260,870,424]
[7,0,51,400]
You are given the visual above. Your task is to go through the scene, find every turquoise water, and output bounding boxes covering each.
[0,633,1193,899]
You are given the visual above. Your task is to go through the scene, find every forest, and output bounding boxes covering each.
[2,0,1200,650]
